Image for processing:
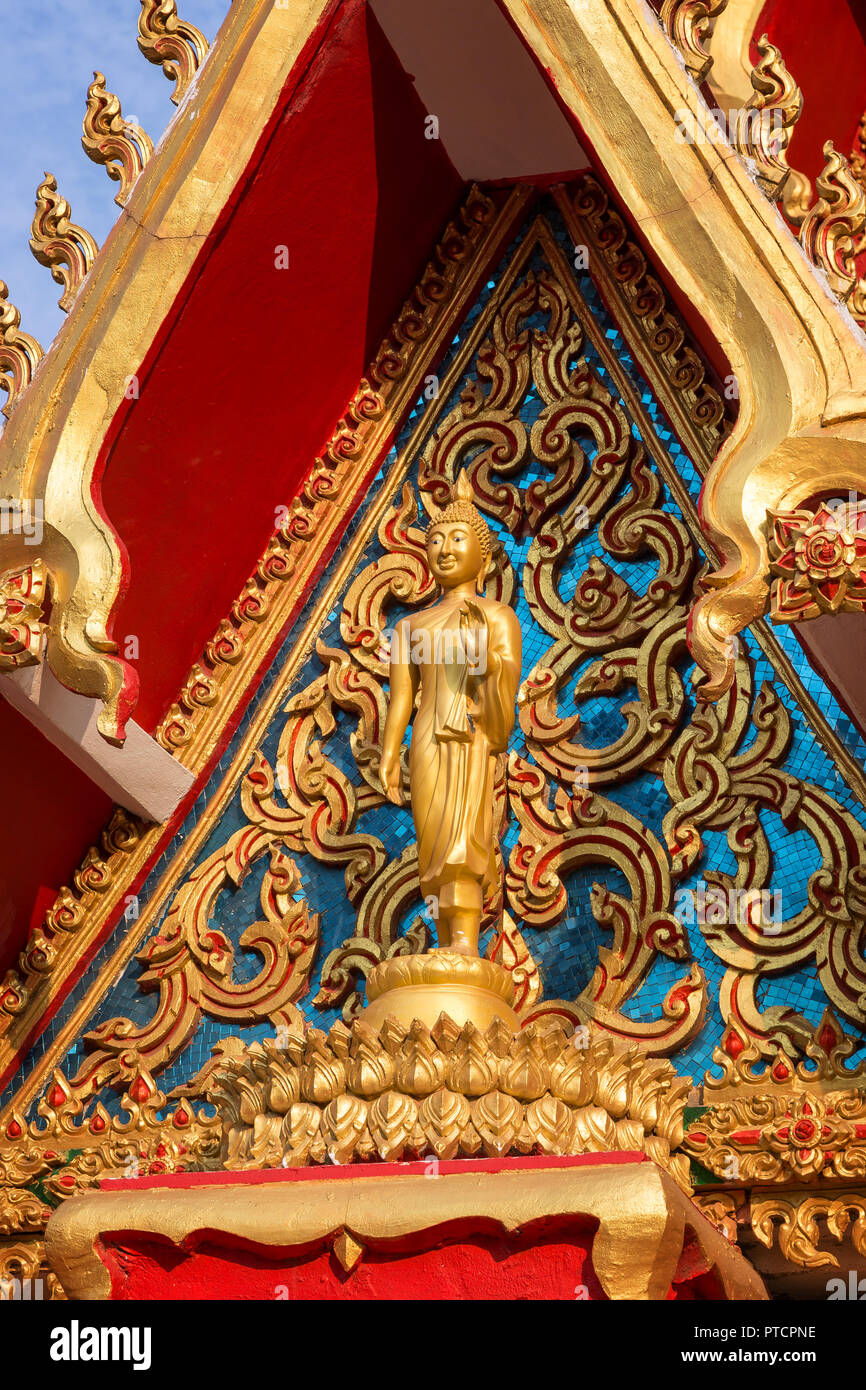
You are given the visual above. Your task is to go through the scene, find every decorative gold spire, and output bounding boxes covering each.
[800,142,866,305]
[850,109,866,194]
[734,36,809,210]
[659,0,728,84]
[82,72,154,207]
[138,0,209,106]
[0,282,43,420]
[29,174,98,313]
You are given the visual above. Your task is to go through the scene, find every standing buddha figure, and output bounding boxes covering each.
[379,473,522,957]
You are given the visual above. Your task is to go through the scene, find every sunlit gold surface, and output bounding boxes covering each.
[362,951,520,1030]
[29,174,97,314]
[44,1158,767,1301]
[137,0,209,106]
[0,282,43,420]
[752,1193,866,1271]
[379,471,521,966]
[732,37,804,202]
[502,0,866,699]
[82,72,154,208]
[208,1015,692,1181]
[0,0,334,743]
[659,0,728,84]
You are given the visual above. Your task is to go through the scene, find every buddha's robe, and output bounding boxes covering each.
[407,601,516,900]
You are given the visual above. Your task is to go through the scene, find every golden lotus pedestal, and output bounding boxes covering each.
[361,949,521,1031]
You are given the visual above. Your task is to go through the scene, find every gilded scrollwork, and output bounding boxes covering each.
[0,808,143,1022]
[66,826,320,1094]
[0,283,43,421]
[661,668,866,1056]
[82,72,154,207]
[561,178,728,467]
[137,0,209,106]
[686,1090,866,1183]
[659,0,729,84]
[751,1193,866,1270]
[800,143,866,311]
[0,1064,220,1298]
[732,36,810,216]
[29,174,98,313]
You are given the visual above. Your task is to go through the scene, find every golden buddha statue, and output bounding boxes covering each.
[364,473,523,1030]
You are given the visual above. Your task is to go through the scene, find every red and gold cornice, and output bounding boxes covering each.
[501,0,866,699]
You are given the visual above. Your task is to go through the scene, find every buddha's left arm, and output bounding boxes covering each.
[479,607,522,753]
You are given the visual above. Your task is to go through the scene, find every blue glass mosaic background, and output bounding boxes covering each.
[10,194,866,1115]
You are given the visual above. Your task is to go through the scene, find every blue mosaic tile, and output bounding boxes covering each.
[10,193,866,1116]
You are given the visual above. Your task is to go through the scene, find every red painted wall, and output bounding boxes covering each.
[0,699,113,953]
[755,0,866,184]
[95,1158,727,1302]
[0,0,460,976]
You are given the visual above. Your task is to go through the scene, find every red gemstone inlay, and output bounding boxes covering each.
[724,1029,745,1059]
[818,1022,838,1053]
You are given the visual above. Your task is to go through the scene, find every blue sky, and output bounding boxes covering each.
[1,0,231,354]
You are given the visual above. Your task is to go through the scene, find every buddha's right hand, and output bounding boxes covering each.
[379,748,403,805]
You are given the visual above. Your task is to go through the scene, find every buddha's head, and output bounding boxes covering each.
[425,473,492,590]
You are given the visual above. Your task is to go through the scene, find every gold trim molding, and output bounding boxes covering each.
[0,0,337,744]
[502,0,866,700]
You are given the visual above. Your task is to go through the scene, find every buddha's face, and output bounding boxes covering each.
[427,521,484,589]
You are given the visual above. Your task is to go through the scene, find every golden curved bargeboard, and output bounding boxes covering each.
[0,0,335,743]
[500,0,866,700]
